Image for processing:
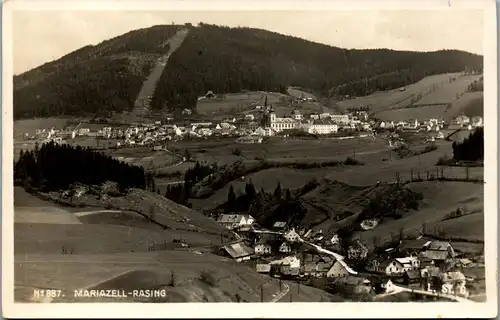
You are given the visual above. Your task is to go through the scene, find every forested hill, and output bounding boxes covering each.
[14,23,482,119]
[14,25,180,119]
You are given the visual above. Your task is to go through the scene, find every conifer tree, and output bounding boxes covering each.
[228,185,236,204]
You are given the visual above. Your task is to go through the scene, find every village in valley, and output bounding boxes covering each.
[215,211,483,301]
[12,20,487,306]
[22,91,483,151]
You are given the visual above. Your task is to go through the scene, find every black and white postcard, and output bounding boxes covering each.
[2,0,497,318]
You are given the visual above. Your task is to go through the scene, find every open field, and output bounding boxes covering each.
[14,249,339,302]
[287,87,317,100]
[434,212,484,242]
[374,75,482,121]
[336,73,463,112]
[189,138,484,211]
[175,136,389,166]
[417,75,482,105]
[195,91,287,116]
[110,147,181,168]
[14,186,338,303]
[14,118,73,139]
[376,105,450,122]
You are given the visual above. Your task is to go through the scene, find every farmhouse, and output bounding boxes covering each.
[399,239,431,256]
[291,109,304,121]
[347,239,369,260]
[421,241,456,262]
[253,127,275,137]
[279,242,292,253]
[333,276,373,294]
[255,243,273,256]
[272,221,287,230]
[284,228,301,242]
[217,214,255,230]
[385,257,420,276]
[454,115,470,125]
[222,242,254,262]
[326,260,351,278]
[256,263,271,273]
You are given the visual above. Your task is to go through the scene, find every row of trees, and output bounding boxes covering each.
[466,77,484,92]
[14,142,147,191]
[452,127,484,161]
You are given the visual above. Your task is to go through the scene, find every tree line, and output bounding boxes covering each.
[452,127,484,161]
[14,142,147,191]
[152,24,483,111]
[14,24,482,119]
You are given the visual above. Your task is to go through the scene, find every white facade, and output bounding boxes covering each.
[385,257,420,276]
[284,228,300,242]
[255,244,272,255]
[326,260,350,278]
[279,242,292,253]
[304,121,338,135]
[269,112,299,132]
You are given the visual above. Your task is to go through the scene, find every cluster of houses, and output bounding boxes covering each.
[378,115,483,141]
[26,105,375,148]
[215,213,482,300]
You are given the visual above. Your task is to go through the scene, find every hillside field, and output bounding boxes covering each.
[195,91,286,116]
[14,186,339,303]
[353,181,484,248]
[336,73,463,112]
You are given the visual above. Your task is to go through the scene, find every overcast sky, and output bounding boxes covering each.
[12,9,484,75]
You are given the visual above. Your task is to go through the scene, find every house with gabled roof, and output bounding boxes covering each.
[222,241,254,262]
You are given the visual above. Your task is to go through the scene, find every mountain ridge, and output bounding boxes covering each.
[14,23,483,119]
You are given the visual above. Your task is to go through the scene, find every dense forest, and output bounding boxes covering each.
[14,25,179,119]
[14,142,147,191]
[452,127,484,161]
[152,24,482,110]
[15,23,483,119]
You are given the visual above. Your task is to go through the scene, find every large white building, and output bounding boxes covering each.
[269,112,299,132]
[304,120,338,135]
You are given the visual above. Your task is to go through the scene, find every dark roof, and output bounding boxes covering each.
[428,241,452,251]
[405,269,421,279]
[312,119,336,125]
[423,250,449,261]
[223,242,254,259]
[400,239,430,250]
[337,275,369,286]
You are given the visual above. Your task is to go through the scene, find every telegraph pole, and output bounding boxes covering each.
[260,285,264,302]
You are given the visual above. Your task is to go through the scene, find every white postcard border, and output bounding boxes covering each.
[2,0,498,318]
